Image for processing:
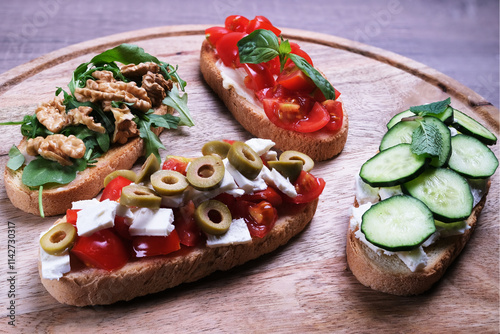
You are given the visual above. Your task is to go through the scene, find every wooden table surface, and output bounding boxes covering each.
[0,1,498,333]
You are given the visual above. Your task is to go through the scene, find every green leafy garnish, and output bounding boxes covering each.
[22,157,88,187]
[410,98,451,116]
[162,85,193,126]
[7,145,25,171]
[38,186,45,218]
[411,119,443,158]
[237,29,337,100]
[135,111,180,160]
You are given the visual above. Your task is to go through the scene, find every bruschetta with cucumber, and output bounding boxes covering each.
[346,98,498,295]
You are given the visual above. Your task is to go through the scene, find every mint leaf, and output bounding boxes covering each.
[410,98,451,116]
[411,120,442,158]
[238,29,280,64]
[7,145,25,171]
[162,85,193,127]
[288,53,336,100]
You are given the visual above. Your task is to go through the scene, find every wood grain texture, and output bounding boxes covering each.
[0,26,498,333]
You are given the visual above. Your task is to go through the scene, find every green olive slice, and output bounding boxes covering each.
[202,140,232,159]
[40,222,76,255]
[186,155,225,191]
[194,200,232,235]
[227,141,263,180]
[135,153,160,184]
[267,160,303,183]
[151,170,188,196]
[279,150,314,172]
[103,170,137,187]
[120,184,161,208]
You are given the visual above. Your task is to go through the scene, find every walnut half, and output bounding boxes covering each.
[35,97,67,133]
[27,134,86,166]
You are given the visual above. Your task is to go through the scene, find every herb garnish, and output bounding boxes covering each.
[237,29,337,100]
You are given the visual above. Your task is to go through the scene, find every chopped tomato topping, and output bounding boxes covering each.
[132,230,181,258]
[225,15,249,32]
[100,176,132,202]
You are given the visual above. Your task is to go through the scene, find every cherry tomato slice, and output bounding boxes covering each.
[216,32,247,67]
[71,229,129,271]
[66,209,80,225]
[100,176,133,202]
[246,201,278,238]
[240,187,283,207]
[162,156,190,176]
[288,42,313,66]
[322,100,344,132]
[263,99,329,133]
[225,15,249,32]
[205,26,230,47]
[242,63,276,92]
[113,216,132,240]
[246,16,281,36]
[286,170,325,204]
[277,65,316,93]
[132,230,181,258]
[173,201,204,247]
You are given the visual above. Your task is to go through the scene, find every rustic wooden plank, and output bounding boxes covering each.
[0,26,498,333]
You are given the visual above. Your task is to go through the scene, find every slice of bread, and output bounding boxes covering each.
[40,199,318,306]
[346,181,490,295]
[200,40,348,161]
[4,105,172,217]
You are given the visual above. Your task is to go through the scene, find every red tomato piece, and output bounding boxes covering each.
[242,63,276,92]
[295,102,331,132]
[206,26,230,47]
[246,201,278,238]
[66,209,80,225]
[113,216,132,240]
[246,16,281,36]
[100,176,132,202]
[277,65,316,93]
[162,155,191,176]
[225,15,249,32]
[322,100,344,132]
[288,42,313,66]
[132,230,181,258]
[216,32,247,67]
[71,229,129,271]
[264,56,281,76]
[223,139,236,145]
[240,187,283,207]
[173,201,204,247]
[286,171,326,204]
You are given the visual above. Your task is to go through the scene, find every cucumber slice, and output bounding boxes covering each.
[452,109,497,145]
[360,143,427,187]
[387,107,454,129]
[403,168,473,223]
[422,116,452,168]
[380,120,420,151]
[448,134,499,179]
[361,195,436,252]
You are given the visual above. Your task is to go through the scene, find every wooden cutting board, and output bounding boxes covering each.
[0,25,498,333]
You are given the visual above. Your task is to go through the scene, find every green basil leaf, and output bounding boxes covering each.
[411,119,443,158]
[288,53,336,100]
[238,29,280,64]
[7,145,25,171]
[162,85,193,127]
[410,98,451,116]
[22,158,82,187]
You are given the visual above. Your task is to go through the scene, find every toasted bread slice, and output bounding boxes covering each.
[40,199,318,306]
[200,40,348,161]
[4,105,172,217]
[346,181,490,295]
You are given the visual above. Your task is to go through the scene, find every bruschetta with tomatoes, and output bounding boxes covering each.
[200,15,348,161]
[39,138,325,306]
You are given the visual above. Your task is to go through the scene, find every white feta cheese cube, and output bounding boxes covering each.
[161,192,187,208]
[76,199,119,237]
[206,218,252,247]
[245,138,275,156]
[39,245,70,280]
[189,167,239,206]
[261,166,297,198]
[129,208,175,236]
[71,198,100,210]
[224,159,267,194]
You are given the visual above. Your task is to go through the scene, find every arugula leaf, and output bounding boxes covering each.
[411,119,443,158]
[134,111,180,160]
[288,53,336,100]
[162,85,193,126]
[410,98,451,116]
[20,114,53,138]
[238,29,280,64]
[22,157,87,187]
[7,145,25,170]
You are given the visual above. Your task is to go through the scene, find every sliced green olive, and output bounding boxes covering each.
[120,184,161,208]
[40,222,76,255]
[227,141,263,180]
[103,170,137,187]
[267,160,303,183]
[194,200,232,235]
[151,170,188,196]
[202,140,232,159]
[135,153,160,184]
[279,150,314,172]
[186,155,225,191]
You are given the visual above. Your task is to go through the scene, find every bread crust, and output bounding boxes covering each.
[346,181,490,295]
[200,40,348,161]
[4,105,172,217]
[40,199,318,306]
